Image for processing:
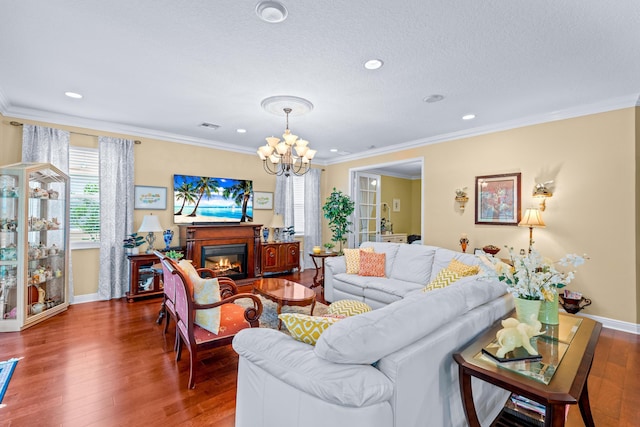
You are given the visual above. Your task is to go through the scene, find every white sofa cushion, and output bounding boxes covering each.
[233,328,394,407]
[315,278,507,364]
[389,244,436,284]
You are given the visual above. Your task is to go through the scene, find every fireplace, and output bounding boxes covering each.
[202,244,247,280]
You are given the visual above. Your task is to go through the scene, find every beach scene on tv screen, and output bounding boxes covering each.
[173,174,253,224]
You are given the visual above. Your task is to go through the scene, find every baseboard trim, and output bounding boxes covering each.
[71,293,100,304]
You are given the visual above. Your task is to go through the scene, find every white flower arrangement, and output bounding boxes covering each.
[482,247,587,301]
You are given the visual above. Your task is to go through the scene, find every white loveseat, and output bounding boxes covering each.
[232,243,515,427]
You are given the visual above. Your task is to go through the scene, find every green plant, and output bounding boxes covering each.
[323,242,335,250]
[322,188,355,253]
[164,250,184,261]
[123,233,144,249]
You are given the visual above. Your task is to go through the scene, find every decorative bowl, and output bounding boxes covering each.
[482,245,501,255]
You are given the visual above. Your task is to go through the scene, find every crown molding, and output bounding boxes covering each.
[325,94,640,166]
[2,105,257,156]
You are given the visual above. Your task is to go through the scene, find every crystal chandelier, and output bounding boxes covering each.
[256,108,316,176]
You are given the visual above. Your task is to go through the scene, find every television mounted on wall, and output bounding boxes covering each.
[173,174,253,224]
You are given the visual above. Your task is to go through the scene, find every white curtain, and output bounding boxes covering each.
[274,174,294,228]
[21,124,74,302]
[302,169,321,268]
[98,137,134,300]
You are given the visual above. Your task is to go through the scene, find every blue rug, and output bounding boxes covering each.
[0,358,19,404]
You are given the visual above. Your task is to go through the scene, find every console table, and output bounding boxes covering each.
[453,313,601,427]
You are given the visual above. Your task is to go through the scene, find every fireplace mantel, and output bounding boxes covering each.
[178,224,263,282]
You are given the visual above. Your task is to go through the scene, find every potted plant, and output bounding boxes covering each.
[323,242,335,253]
[322,188,355,254]
[123,233,144,254]
[164,250,184,261]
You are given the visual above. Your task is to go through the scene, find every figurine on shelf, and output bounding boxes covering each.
[38,286,46,304]
[495,318,544,358]
[48,189,59,199]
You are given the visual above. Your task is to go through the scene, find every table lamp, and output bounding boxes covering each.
[518,208,545,252]
[138,214,164,253]
[270,214,285,242]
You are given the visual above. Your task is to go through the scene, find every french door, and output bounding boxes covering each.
[352,172,381,247]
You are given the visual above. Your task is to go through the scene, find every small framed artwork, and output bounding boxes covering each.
[254,191,273,210]
[475,173,521,226]
[134,186,167,210]
[393,198,401,212]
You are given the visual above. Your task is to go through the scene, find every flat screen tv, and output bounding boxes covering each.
[173,174,253,224]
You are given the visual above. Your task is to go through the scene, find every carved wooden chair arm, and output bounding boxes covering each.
[193,293,263,324]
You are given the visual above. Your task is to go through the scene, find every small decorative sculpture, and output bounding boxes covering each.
[163,229,174,251]
[496,317,544,358]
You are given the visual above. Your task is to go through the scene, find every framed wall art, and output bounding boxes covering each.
[253,191,273,210]
[475,173,521,225]
[134,185,167,210]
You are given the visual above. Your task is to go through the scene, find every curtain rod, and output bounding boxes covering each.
[9,121,142,144]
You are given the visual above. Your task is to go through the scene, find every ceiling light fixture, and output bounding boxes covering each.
[256,1,288,23]
[64,91,83,99]
[256,108,316,177]
[462,114,476,120]
[364,59,384,70]
[236,128,247,133]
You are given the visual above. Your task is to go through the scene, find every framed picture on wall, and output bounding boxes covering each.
[253,191,273,210]
[134,185,167,210]
[475,173,521,225]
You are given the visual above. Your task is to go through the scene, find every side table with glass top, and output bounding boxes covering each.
[453,313,601,427]
[309,252,337,288]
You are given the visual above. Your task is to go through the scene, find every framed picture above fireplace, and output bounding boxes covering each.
[173,174,253,224]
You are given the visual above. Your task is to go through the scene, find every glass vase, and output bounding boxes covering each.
[514,297,542,326]
[538,291,560,325]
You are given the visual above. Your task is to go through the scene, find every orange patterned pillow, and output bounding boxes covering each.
[359,250,386,277]
[344,247,374,274]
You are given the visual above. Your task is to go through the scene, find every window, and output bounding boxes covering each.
[69,147,100,248]
[292,175,305,235]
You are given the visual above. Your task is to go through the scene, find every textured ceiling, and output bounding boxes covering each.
[0,0,638,169]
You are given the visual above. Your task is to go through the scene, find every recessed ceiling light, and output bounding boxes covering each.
[236,129,247,134]
[330,148,338,153]
[423,94,444,103]
[364,59,384,70]
[256,1,288,23]
[65,91,83,99]
[462,114,476,120]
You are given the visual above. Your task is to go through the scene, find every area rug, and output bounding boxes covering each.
[0,358,19,404]
[235,295,329,332]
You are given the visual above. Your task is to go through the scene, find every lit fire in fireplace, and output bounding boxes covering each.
[205,256,243,277]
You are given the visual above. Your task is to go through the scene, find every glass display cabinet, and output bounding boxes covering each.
[0,163,70,332]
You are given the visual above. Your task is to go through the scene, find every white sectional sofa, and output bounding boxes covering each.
[232,242,514,427]
[325,241,486,308]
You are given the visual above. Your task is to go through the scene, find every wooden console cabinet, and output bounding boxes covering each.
[126,253,163,302]
[261,241,300,275]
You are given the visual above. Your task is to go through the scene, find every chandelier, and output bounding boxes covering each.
[256,107,316,176]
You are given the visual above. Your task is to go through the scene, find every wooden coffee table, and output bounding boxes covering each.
[252,278,316,329]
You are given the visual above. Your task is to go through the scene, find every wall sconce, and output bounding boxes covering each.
[533,181,553,211]
[455,188,469,211]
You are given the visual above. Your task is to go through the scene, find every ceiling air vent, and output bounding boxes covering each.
[199,122,220,130]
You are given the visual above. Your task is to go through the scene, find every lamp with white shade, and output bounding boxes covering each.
[269,214,285,242]
[518,208,545,252]
[138,214,164,253]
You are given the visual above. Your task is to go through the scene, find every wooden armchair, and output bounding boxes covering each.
[161,258,263,389]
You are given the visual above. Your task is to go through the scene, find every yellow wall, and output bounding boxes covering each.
[380,175,420,235]
[2,109,639,325]
[325,108,638,324]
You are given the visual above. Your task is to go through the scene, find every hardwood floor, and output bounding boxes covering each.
[0,269,638,427]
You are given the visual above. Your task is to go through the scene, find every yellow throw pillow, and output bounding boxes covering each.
[328,299,372,317]
[359,251,386,277]
[179,260,221,334]
[446,259,480,276]
[423,269,462,292]
[343,247,374,274]
[278,313,341,345]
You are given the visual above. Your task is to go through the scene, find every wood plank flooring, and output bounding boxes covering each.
[0,269,638,427]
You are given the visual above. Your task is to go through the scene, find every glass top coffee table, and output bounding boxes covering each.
[252,278,316,330]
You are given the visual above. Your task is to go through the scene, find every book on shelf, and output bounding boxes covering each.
[503,397,545,427]
[481,345,543,363]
